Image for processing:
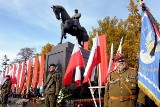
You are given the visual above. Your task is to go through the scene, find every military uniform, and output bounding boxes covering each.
[104,68,145,107]
[44,71,60,107]
[1,77,12,106]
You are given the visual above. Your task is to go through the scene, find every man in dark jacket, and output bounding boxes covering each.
[0,75,12,107]
[44,64,60,107]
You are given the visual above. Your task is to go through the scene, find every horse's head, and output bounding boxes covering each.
[51,5,61,20]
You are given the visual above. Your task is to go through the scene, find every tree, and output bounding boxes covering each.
[123,0,141,68]
[40,43,53,55]
[14,47,36,63]
[88,0,142,69]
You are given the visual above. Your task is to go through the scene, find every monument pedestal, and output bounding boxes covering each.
[45,42,90,85]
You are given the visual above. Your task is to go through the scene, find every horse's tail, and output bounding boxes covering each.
[81,27,89,41]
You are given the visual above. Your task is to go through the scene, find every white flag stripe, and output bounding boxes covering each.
[75,66,81,81]
[90,67,96,81]
[107,43,114,73]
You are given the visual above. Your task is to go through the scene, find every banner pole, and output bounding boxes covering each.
[88,79,97,107]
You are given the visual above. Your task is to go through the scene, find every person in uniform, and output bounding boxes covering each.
[0,75,12,107]
[44,64,60,107]
[104,54,145,107]
[72,9,82,30]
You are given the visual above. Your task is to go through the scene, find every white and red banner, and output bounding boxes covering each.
[31,56,39,88]
[63,39,85,86]
[83,36,101,83]
[37,54,45,88]
[26,59,32,88]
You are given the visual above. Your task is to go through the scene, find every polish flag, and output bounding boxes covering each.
[10,64,17,84]
[110,37,123,72]
[16,63,22,88]
[6,64,16,84]
[105,43,114,83]
[19,61,26,92]
[63,39,85,86]
[31,56,39,88]
[26,59,32,88]
[37,54,45,88]
[83,36,101,83]
[116,37,123,55]
[5,65,12,76]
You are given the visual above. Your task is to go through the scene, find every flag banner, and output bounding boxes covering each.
[16,63,22,88]
[98,34,108,84]
[63,39,85,86]
[144,5,160,41]
[116,37,123,55]
[31,56,39,88]
[105,43,114,83]
[19,61,26,92]
[26,59,32,88]
[5,65,12,76]
[83,36,101,83]
[37,54,45,88]
[138,10,160,106]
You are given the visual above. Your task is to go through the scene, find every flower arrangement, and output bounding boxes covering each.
[57,88,72,107]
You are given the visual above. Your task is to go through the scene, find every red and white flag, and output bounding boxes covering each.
[116,37,123,55]
[105,43,114,83]
[37,54,45,88]
[26,59,32,88]
[110,37,123,72]
[19,61,26,92]
[31,56,39,88]
[63,39,85,86]
[83,36,101,83]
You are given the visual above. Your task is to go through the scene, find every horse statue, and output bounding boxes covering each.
[51,5,89,47]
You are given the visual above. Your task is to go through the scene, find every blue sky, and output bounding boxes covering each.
[0,0,159,70]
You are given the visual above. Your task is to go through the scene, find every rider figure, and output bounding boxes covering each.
[72,9,81,30]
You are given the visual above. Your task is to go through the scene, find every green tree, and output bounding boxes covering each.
[88,0,142,69]
[123,0,141,69]
[40,43,53,55]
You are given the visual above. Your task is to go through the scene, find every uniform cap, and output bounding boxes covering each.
[113,54,125,62]
[5,75,10,79]
[49,63,56,67]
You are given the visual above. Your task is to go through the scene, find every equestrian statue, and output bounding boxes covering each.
[51,5,89,47]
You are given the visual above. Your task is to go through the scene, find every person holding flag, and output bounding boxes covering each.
[104,54,146,107]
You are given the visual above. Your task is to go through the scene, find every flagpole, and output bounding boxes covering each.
[98,64,102,107]
[88,79,97,107]
[137,0,142,6]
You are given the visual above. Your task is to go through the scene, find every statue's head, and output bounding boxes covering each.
[75,9,78,13]
[51,5,60,20]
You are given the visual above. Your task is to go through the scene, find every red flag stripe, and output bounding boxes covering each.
[98,34,108,84]
[26,59,32,88]
[19,61,26,92]
[37,54,45,88]
[31,56,39,88]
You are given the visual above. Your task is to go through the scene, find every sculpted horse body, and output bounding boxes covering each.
[51,5,89,47]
